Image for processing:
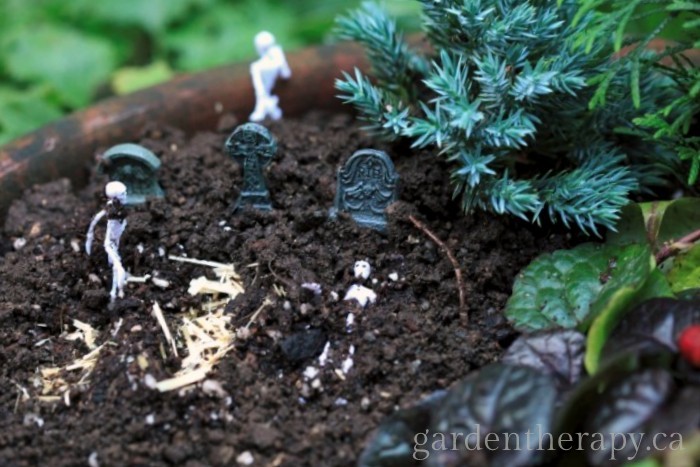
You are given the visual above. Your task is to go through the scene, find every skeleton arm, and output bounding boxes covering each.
[276,46,291,79]
[85,209,106,255]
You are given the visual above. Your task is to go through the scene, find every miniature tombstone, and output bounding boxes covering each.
[330,149,399,231]
[225,123,277,211]
[249,31,291,122]
[98,143,164,205]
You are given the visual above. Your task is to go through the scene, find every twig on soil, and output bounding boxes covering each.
[246,297,274,329]
[655,228,700,264]
[152,302,179,357]
[408,215,467,322]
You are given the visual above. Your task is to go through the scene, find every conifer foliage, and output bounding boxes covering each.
[335,0,687,234]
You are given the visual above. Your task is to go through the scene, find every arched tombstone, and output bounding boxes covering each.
[225,123,278,211]
[330,149,399,231]
[98,143,164,205]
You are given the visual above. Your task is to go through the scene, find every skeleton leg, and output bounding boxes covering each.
[105,219,127,300]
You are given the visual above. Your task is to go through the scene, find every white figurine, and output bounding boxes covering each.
[249,31,291,122]
[353,260,371,280]
[86,181,128,301]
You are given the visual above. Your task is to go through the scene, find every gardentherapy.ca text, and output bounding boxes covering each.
[413,425,684,461]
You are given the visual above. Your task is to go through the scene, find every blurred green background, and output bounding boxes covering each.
[0,0,687,145]
[0,0,420,145]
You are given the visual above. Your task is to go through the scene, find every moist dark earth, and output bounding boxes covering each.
[0,112,575,466]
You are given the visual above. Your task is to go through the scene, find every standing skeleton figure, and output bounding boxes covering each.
[86,181,128,301]
[249,31,291,122]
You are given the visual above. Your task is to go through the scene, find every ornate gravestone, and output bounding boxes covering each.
[225,123,277,211]
[99,143,164,205]
[331,149,399,231]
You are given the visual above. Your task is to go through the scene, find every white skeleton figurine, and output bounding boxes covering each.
[249,31,291,122]
[86,181,128,301]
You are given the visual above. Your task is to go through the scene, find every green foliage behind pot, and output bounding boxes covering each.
[335,0,693,234]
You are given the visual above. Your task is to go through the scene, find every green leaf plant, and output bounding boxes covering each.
[335,0,693,234]
[504,197,700,374]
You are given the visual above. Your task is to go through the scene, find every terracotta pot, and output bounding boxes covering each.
[0,42,369,221]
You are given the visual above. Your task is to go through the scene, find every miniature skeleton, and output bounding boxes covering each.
[249,31,291,122]
[86,181,128,301]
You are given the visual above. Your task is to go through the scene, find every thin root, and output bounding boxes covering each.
[408,215,467,323]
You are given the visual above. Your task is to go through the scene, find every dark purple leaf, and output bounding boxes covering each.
[601,298,700,366]
[358,390,447,467]
[503,330,585,390]
[584,368,700,466]
[426,364,558,467]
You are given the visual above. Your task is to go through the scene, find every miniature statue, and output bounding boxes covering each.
[225,123,277,211]
[249,31,291,122]
[98,143,164,204]
[86,181,128,301]
[330,149,399,231]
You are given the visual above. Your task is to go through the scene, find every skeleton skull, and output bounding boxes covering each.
[105,181,127,203]
[353,260,371,280]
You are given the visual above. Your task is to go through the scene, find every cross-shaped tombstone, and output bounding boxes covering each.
[225,123,277,211]
[98,143,164,205]
[330,149,399,231]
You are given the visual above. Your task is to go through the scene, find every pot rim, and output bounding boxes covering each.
[0,41,368,221]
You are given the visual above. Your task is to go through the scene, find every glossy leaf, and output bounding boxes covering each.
[596,298,700,368]
[666,243,700,294]
[607,199,700,251]
[502,330,586,390]
[584,369,700,466]
[505,243,652,332]
[585,266,671,374]
[358,390,447,467]
[427,364,558,467]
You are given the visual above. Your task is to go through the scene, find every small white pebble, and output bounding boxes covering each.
[70,239,81,253]
[224,226,232,232]
[353,260,371,279]
[143,374,158,390]
[341,345,355,374]
[13,237,27,251]
[145,414,155,425]
[330,291,339,301]
[237,451,254,465]
[236,327,252,340]
[318,341,331,367]
[88,452,100,467]
[361,397,371,410]
[202,379,228,398]
[371,278,378,285]
[303,366,319,380]
[344,284,377,308]
[346,313,355,332]
[388,272,399,281]
[283,300,292,311]
[130,325,143,333]
[311,378,322,389]
[23,413,44,428]
[335,397,348,406]
[152,277,170,289]
[301,282,322,295]
[218,220,227,226]
[136,243,144,254]
[158,247,165,257]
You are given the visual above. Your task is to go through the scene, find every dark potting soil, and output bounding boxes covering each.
[0,112,575,466]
